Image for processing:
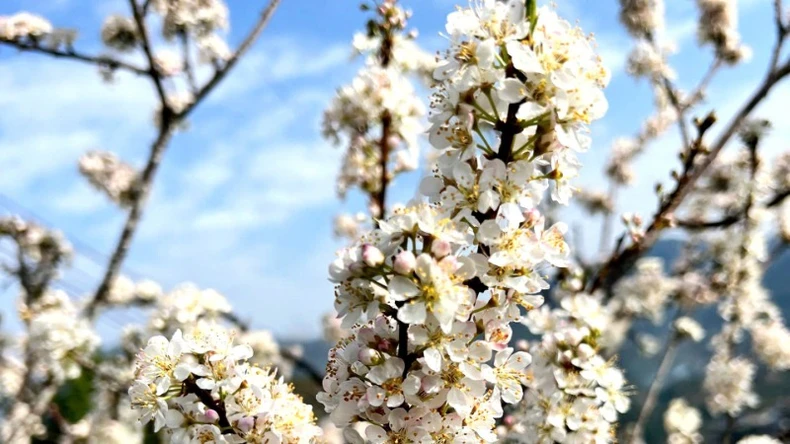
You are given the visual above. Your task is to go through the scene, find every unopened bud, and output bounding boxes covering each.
[393,250,416,274]
[576,343,595,360]
[362,244,385,267]
[431,239,452,258]
[237,416,255,433]
[204,409,219,423]
[358,348,381,366]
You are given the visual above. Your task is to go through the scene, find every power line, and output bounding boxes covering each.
[0,192,147,280]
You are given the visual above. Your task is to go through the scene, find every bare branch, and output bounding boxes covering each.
[0,37,148,76]
[179,31,198,95]
[676,187,790,230]
[128,0,169,107]
[683,58,723,110]
[180,0,282,120]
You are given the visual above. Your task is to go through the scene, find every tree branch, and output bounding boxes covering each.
[591,57,790,293]
[86,127,175,317]
[0,38,149,76]
[128,0,169,107]
[676,187,790,230]
[179,0,282,120]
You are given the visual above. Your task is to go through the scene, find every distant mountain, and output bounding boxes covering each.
[287,239,790,441]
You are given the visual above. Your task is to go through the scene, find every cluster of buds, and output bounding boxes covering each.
[318,2,626,442]
[79,151,140,208]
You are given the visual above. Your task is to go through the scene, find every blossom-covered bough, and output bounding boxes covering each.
[2,0,790,442]
[0,0,328,442]
[323,0,434,235]
[318,1,631,442]
[567,0,790,442]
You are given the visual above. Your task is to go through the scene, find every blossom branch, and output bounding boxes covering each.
[86,0,282,316]
[0,37,149,76]
[590,34,790,293]
[676,187,790,230]
[183,377,231,429]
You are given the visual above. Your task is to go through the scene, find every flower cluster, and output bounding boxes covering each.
[100,15,138,52]
[703,352,759,417]
[323,67,425,200]
[322,0,428,212]
[695,0,750,64]
[737,437,783,444]
[22,290,100,382]
[129,326,322,443]
[79,151,140,208]
[0,216,72,264]
[505,293,629,443]
[151,0,230,62]
[612,257,677,323]
[663,398,703,444]
[319,2,621,442]
[618,0,665,38]
[0,12,53,41]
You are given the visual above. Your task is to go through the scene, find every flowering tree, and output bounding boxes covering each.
[1,0,790,443]
[0,1,325,442]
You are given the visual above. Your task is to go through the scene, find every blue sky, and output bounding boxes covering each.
[0,0,787,339]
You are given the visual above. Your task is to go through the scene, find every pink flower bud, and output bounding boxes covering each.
[203,409,219,423]
[515,339,529,351]
[504,415,515,426]
[431,239,452,258]
[393,250,416,274]
[237,416,255,433]
[361,244,385,267]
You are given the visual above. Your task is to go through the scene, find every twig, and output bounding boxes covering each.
[128,0,169,107]
[183,377,231,428]
[647,32,691,150]
[683,58,723,111]
[628,311,682,444]
[0,38,149,76]
[722,414,737,444]
[178,31,198,95]
[676,187,790,229]
[599,183,617,255]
